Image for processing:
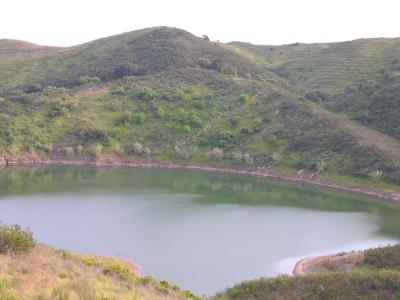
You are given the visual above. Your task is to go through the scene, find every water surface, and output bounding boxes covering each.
[0,166,399,295]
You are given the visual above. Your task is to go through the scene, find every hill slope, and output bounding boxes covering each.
[215,244,400,300]
[1,27,400,188]
[231,38,400,142]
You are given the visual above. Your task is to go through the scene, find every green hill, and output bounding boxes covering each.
[1,27,400,188]
[231,38,400,142]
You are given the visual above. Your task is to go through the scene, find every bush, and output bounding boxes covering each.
[24,83,42,93]
[135,113,146,124]
[206,148,223,160]
[79,76,101,85]
[132,142,143,155]
[64,146,74,158]
[369,170,383,181]
[228,116,241,128]
[92,144,103,159]
[132,87,157,101]
[239,94,250,103]
[0,224,36,254]
[113,63,138,78]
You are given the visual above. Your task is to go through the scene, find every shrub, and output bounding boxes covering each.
[174,145,195,160]
[228,116,241,128]
[155,107,165,118]
[317,160,327,173]
[64,146,74,158]
[47,102,72,118]
[182,125,192,133]
[271,152,281,164]
[113,143,124,156]
[267,134,278,146]
[252,118,262,132]
[243,153,254,165]
[79,76,101,85]
[0,224,36,254]
[207,131,234,147]
[24,83,42,93]
[135,113,146,124]
[132,87,157,101]
[239,94,250,103]
[233,152,243,164]
[369,170,383,181]
[143,147,151,158]
[92,143,103,159]
[132,142,143,155]
[206,148,223,160]
[76,145,83,155]
[113,63,138,78]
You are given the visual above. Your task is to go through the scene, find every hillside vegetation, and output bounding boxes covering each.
[232,38,400,144]
[215,244,400,300]
[1,27,400,189]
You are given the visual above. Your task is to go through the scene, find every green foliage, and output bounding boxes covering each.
[238,94,250,103]
[113,63,138,78]
[215,271,400,300]
[362,244,400,270]
[228,116,241,128]
[206,131,234,147]
[131,87,157,101]
[24,83,42,94]
[79,76,101,85]
[0,224,36,254]
[135,113,146,124]
[47,102,72,118]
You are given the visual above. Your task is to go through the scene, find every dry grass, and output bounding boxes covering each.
[0,244,196,300]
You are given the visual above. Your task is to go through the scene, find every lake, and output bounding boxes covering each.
[0,165,399,295]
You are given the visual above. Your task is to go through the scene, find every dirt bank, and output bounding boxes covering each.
[293,251,363,275]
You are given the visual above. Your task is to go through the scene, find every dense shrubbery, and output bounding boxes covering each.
[215,271,400,300]
[362,244,400,270]
[0,224,35,254]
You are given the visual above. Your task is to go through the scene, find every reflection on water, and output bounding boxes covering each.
[0,165,399,295]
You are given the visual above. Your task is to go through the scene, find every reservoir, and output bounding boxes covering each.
[0,166,399,295]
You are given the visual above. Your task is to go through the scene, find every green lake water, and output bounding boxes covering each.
[0,166,399,295]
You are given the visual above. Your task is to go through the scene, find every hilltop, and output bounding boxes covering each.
[0,26,400,195]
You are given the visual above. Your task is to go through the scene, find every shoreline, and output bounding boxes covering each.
[292,251,363,276]
[1,158,400,205]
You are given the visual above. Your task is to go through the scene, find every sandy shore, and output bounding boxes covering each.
[293,251,363,275]
[1,158,400,205]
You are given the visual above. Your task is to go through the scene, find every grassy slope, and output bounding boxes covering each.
[1,27,400,188]
[231,38,400,93]
[0,244,197,300]
[215,244,400,300]
[231,38,400,143]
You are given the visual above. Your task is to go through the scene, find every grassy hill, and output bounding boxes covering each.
[231,38,400,143]
[1,27,400,189]
[0,224,197,300]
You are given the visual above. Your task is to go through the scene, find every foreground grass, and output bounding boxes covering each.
[0,244,198,300]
